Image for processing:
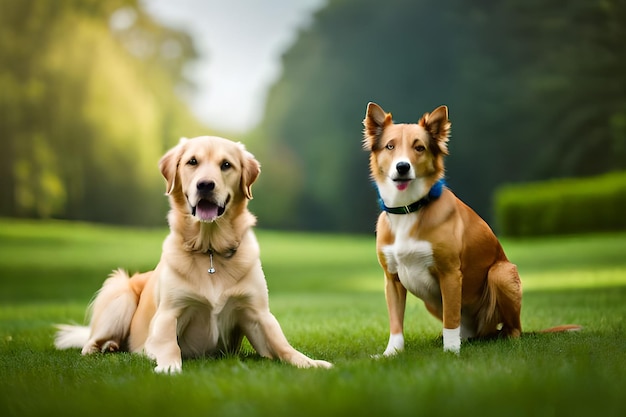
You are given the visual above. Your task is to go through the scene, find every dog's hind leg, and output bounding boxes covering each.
[81,269,139,354]
[482,262,522,338]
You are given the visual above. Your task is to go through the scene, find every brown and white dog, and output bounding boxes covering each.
[363,102,578,355]
[55,136,332,372]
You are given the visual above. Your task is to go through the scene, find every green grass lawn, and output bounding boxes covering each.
[1,218,625,417]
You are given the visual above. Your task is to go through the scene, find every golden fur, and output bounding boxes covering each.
[55,136,332,373]
[362,102,578,355]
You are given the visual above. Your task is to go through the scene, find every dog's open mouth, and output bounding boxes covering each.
[393,178,412,191]
[191,198,227,222]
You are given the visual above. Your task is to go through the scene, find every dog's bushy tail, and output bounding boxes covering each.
[538,324,582,333]
[54,324,91,349]
[54,269,139,354]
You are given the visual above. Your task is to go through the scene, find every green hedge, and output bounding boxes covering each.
[495,171,626,237]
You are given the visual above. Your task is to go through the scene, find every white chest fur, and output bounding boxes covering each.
[382,215,441,305]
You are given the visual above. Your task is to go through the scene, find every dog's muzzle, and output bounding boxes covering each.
[190,181,229,222]
[191,199,226,222]
[391,162,414,190]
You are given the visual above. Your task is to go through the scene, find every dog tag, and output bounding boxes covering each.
[208,250,216,274]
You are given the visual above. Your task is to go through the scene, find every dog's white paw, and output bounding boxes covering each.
[154,361,182,374]
[443,327,461,355]
[310,359,333,369]
[443,345,460,355]
[285,352,333,369]
[372,333,404,359]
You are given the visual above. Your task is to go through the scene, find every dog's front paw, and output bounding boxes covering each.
[280,350,333,369]
[381,245,398,274]
[382,346,402,357]
[372,333,404,359]
[443,345,460,355]
[291,355,333,369]
[145,343,183,374]
[310,359,333,369]
[154,361,182,374]
[443,327,461,355]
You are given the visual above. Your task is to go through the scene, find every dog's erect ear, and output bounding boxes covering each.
[362,102,393,151]
[419,105,450,155]
[239,145,261,200]
[159,138,187,195]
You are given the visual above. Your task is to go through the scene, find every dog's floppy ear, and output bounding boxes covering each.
[239,145,261,200]
[159,138,187,195]
[419,105,450,155]
[362,102,393,151]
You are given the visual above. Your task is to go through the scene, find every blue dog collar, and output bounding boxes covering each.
[378,178,446,215]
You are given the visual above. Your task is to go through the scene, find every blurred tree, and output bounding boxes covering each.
[248,0,470,232]
[0,0,206,224]
[460,0,626,178]
[248,0,626,232]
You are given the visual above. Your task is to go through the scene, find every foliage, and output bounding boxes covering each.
[0,0,207,225]
[1,219,626,417]
[495,171,626,237]
[2,0,625,232]
[247,0,626,232]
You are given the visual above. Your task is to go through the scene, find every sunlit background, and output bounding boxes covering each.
[1,0,624,235]
[1,3,625,415]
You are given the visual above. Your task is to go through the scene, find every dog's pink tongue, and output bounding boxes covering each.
[196,200,219,221]
[396,182,409,191]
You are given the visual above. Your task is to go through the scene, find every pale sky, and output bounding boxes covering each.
[142,0,325,133]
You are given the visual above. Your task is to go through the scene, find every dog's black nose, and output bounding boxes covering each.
[396,162,411,175]
[197,181,215,192]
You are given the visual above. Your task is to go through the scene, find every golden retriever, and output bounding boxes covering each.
[362,102,579,355]
[55,136,332,372]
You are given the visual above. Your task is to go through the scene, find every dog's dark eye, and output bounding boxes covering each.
[385,143,395,150]
[187,157,198,166]
[221,160,231,171]
[415,145,426,152]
